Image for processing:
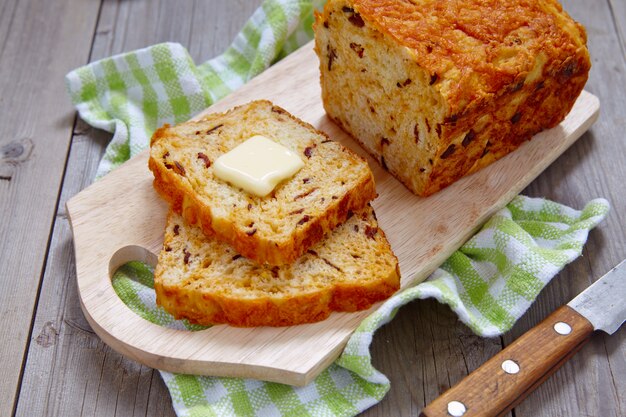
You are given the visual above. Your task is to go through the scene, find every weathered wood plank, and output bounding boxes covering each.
[363,300,508,417]
[15,1,262,416]
[504,0,626,416]
[15,122,179,417]
[0,0,101,414]
[0,0,19,54]
[608,0,626,58]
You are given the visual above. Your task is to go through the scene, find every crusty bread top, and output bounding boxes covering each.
[155,206,400,327]
[318,0,590,114]
[149,100,377,265]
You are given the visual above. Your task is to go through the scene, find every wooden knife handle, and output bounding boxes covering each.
[420,305,594,417]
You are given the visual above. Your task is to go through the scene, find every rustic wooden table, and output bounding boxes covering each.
[1,1,624,416]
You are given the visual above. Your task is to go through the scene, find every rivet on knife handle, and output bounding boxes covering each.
[419,305,594,417]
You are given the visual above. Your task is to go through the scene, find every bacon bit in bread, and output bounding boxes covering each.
[365,225,378,239]
[321,257,341,271]
[440,144,456,159]
[173,161,186,176]
[327,45,337,71]
[206,124,223,135]
[197,152,211,167]
[462,130,476,147]
[350,42,364,58]
[294,188,318,200]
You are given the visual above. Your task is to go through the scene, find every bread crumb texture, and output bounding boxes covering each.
[155,206,400,327]
[314,0,590,196]
[149,100,377,265]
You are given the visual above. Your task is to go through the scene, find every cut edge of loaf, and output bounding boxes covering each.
[148,100,378,265]
[313,0,590,196]
[154,206,400,327]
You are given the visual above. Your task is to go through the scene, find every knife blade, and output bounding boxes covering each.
[420,259,626,417]
[568,259,626,334]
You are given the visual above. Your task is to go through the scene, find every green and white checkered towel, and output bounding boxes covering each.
[66,1,610,416]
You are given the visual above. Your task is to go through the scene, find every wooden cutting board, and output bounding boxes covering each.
[66,41,599,386]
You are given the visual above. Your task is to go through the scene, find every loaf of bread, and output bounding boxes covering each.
[149,100,377,266]
[155,206,400,327]
[313,0,590,196]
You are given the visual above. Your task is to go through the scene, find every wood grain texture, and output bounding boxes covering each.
[420,306,594,417]
[66,38,598,386]
[608,0,626,58]
[366,299,508,417]
[12,1,262,416]
[0,0,101,414]
[12,123,170,417]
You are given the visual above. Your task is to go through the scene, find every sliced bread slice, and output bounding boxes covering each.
[149,100,377,265]
[155,205,400,327]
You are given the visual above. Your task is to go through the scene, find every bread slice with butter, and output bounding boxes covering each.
[155,206,399,327]
[149,100,377,266]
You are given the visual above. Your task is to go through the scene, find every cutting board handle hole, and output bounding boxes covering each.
[109,245,158,280]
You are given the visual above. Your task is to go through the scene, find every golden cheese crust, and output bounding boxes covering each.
[313,0,590,196]
[352,0,590,115]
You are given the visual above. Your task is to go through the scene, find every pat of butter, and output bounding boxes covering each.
[213,135,305,197]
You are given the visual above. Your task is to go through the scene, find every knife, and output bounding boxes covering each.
[420,259,626,417]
